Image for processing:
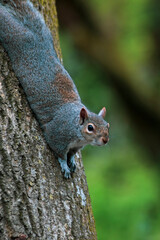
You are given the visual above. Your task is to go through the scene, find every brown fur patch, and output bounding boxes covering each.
[54,72,79,103]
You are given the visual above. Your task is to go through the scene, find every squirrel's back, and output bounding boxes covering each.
[0,0,81,126]
[0,0,109,178]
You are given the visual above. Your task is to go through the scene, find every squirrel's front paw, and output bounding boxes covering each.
[64,169,71,179]
[68,156,76,173]
[58,158,71,179]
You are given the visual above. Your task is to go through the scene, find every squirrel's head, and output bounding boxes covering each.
[79,107,109,146]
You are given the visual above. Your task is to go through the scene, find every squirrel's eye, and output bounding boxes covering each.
[88,124,94,132]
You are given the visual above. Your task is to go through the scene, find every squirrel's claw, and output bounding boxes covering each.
[58,158,71,179]
[64,170,71,179]
[70,164,76,173]
[69,156,76,173]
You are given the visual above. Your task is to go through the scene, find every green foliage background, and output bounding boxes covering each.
[59,0,160,239]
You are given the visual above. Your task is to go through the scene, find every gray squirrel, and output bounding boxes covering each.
[0,0,109,178]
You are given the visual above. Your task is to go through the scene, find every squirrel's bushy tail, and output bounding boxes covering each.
[0,0,59,124]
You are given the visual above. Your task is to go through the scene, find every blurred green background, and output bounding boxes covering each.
[56,0,160,239]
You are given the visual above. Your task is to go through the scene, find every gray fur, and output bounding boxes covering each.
[0,0,109,178]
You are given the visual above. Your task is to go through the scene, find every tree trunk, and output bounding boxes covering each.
[0,1,97,239]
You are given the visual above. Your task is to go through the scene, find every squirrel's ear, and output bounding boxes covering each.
[80,108,88,125]
[98,107,106,119]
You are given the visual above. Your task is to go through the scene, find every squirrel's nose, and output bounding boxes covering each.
[102,137,109,144]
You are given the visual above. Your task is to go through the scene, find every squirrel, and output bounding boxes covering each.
[0,0,109,178]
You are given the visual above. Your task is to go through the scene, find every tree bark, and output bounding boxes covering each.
[0,1,97,239]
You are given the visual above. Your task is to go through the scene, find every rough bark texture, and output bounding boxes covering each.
[0,1,97,239]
